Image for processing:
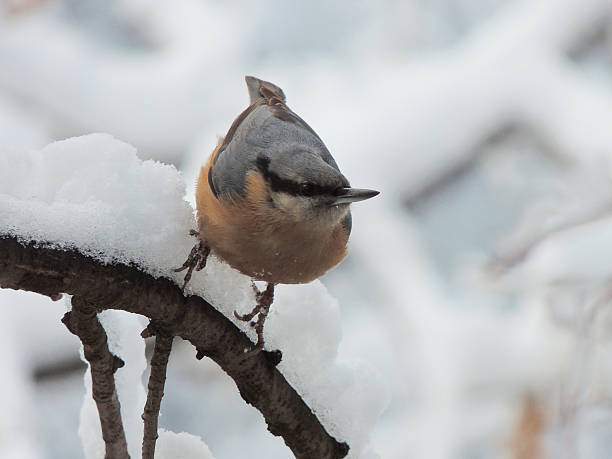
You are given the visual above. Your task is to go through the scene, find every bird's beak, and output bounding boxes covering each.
[331,187,380,205]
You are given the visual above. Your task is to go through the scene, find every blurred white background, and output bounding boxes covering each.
[2,0,612,457]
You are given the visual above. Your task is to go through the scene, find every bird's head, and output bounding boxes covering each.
[254,153,378,225]
[210,76,378,225]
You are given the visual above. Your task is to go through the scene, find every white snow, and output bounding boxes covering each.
[0,134,195,276]
[265,283,390,457]
[156,430,215,459]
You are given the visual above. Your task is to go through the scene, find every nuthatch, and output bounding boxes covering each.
[176,76,379,351]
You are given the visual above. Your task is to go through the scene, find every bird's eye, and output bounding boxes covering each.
[300,182,315,196]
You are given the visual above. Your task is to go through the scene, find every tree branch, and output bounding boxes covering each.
[62,296,130,459]
[141,328,173,459]
[0,235,349,459]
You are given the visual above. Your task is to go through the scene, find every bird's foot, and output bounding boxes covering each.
[174,231,210,293]
[234,282,275,352]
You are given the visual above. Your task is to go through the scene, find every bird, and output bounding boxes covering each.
[176,76,379,352]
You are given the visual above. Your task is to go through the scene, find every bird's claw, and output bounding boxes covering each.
[174,234,210,292]
[234,282,275,352]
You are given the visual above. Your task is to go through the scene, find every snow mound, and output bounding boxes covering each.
[0,133,194,276]
[156,430,216,459]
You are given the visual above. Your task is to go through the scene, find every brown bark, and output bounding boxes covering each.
[141,332,173,459]
[510,397,545,459]
[62,296,130,459]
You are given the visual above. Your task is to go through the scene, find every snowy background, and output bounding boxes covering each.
[2,0,612,458]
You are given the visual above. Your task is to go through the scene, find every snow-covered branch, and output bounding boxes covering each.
[0,234,349,459]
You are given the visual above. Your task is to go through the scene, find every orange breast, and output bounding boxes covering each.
[195,144,349,284]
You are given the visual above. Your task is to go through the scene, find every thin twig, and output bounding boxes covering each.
[142,330,173,459]
[62,296,130,459]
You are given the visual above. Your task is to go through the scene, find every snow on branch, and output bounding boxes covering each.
[0,235,349,459]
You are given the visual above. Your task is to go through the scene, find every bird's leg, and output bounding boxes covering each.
[252,283,275,351]
[234,282,275,351]
[174,230,210,292]
[234,283,264,322]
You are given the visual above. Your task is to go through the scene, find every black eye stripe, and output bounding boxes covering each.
[300,182,315,196]
[255,156,334,197]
